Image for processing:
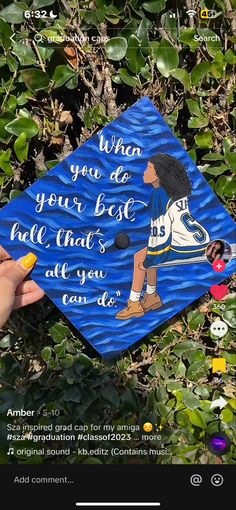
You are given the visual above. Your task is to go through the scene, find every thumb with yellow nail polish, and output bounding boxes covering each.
[13,252,38,286]
[20,253,38,271]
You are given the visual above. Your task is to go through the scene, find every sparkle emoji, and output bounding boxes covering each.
[143,422,153,433]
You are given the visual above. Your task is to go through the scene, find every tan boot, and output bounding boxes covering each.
[116,299,144,320]
[141,292,163,313]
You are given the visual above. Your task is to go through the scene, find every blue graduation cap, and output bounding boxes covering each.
[0,97,235,357]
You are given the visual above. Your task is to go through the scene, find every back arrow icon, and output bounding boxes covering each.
[10,33,16,43]
[210,396,227,410]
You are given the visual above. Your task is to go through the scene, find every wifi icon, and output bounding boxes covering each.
[187,9,196,18]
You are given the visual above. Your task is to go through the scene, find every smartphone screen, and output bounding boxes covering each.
[0,1,235,508]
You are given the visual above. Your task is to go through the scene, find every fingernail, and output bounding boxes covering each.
[21,253,38,269]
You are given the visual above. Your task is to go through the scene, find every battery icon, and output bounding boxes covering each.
[200,9,217,19]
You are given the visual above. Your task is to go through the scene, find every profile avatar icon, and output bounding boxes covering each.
[206,239,232,266]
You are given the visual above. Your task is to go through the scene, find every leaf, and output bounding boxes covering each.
[60,354,74,369]
[185,349,206,364]
[0,112,15,142]
[222,301,236,328]
[0,149,13,175]
[187,361,205,379]
[179,28,199,52]
[17,91,33,106]
[155,39,179,77]
[33,0,56,6]
[167,382,183,392]
[0,56,6,68]
[191,62,212,86]
[188,409,206,429]
[52,65,76,88]
[0,18,13,38]
[194,386,210,399]
[104,14,120,24]
[37,46,54,62]
[225,151,236,173]
[63,385,81,403]
[174,360,186,377]
[162,10,178,41]
[202,153,224,161]
[54,340,67,358]
[140,66,152,80]
[105,37,127,61]
[155,384,167,401]
[166,109,179,129]
[74,353,93,372]
[211,51,225,79]
[12,43,36,66]
[20,69,50,91]
[156,402,170,417]
[220,351,236,365]
[126,35,145,73]
[100,385,120,407]
[14,132,29,162]
[83,106,93,129]
[5,118,39,138]
[0,334,15,348]
[220,408,234,423]
[203,164,229,176]
[137,17,152,54]
[187,310,205,330]
[6,54,18,72]
[176,410,189,427]
[182,391,200,410]
[214,0,226,8]
[188,116,208,129]
[46,159,58,170]
[5,95,17,112]
[41,347,52,361]
[171,68,191,90]
[49,323,71,343]
[194,131,213,149]
[143,0,166,13]
[104,4,123,25]
[0,3,24,23]
[118,69,140,87]
[150,41,160,59]
[173,340,204,356]
[228,399,236,410]
[187,99,202,117]
[225,49,236,65]
[40,28,63,41]
[148,361,166,377]
[1,35,11,53]
[65,74,78,90]
[215,175,236,199]
[198,29,222,57]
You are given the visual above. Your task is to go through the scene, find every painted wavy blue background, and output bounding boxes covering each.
[0,97,235,357]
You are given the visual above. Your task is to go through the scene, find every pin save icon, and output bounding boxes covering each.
[212,358,227,373]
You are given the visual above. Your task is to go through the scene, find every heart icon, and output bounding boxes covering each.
[210,284,229,301]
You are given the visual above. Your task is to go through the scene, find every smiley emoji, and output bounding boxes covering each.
[143,422,153,433]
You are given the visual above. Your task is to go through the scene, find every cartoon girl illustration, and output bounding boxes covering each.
[116,154,210,320]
